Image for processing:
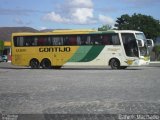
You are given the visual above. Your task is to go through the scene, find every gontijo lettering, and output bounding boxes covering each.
[39,47,71,52]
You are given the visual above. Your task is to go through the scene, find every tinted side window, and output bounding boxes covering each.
[68,36,77,45]
[13,34,121,47]
[121,33,135,44]
[111,34,120,45]
[24,36,37,46]
[80,35,88,45]
[14,36,52,47]
[102,34,120,45]
[14,36,24,47]
[91,35,102,45]
[51,36,63,46]
[102,35,111,45]
[77,35,91,45]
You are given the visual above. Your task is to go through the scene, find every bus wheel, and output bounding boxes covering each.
[30,59,40,69]
[41,58,51,69]
[110,58,120,69]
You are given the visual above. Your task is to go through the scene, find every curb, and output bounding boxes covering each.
[149,61,160,67]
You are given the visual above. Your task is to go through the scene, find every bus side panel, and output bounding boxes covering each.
[52,46,79,66]
[64,45,125,67]
[12,47,42,66]
[11,46,80,67]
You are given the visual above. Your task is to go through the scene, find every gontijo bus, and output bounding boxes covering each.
[11,30,154,69]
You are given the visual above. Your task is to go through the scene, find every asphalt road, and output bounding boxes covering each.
[0,62,160,119]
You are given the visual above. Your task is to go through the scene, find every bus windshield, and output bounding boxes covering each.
[135,33,149,56]
[135,33,146,40]
[122,33,149,57]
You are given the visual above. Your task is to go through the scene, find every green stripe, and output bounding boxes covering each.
[68,46,92,62]
[80,45,105,62]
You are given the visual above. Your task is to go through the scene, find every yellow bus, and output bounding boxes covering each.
[11,30,153,69]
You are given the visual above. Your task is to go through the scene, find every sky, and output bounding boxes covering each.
[0,0,160,30]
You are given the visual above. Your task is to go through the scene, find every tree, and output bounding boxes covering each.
[98,24,112,31]
[152,45,160,61]
[115,13,160,40]
[0,40,4,56]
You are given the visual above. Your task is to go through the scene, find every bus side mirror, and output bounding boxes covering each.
[137,39,144,47]
[146,39,154,47]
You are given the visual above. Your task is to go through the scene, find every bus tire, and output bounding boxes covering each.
[52,66,62,69]
[109,58,120,69]
[120,66,127,69]
[41,58,51,69]
[30,59,40,69]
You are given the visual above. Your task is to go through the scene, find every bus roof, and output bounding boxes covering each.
[113,30,143,33]
[12,29,97,36]
[52,29,96,33]
[12,29,143,36]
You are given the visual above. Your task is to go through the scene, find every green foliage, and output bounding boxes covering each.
[152,45,160,61]
[98,24,112,31]
[153,45,160,53]
[115,13,160,39]
[0,40,4,51]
